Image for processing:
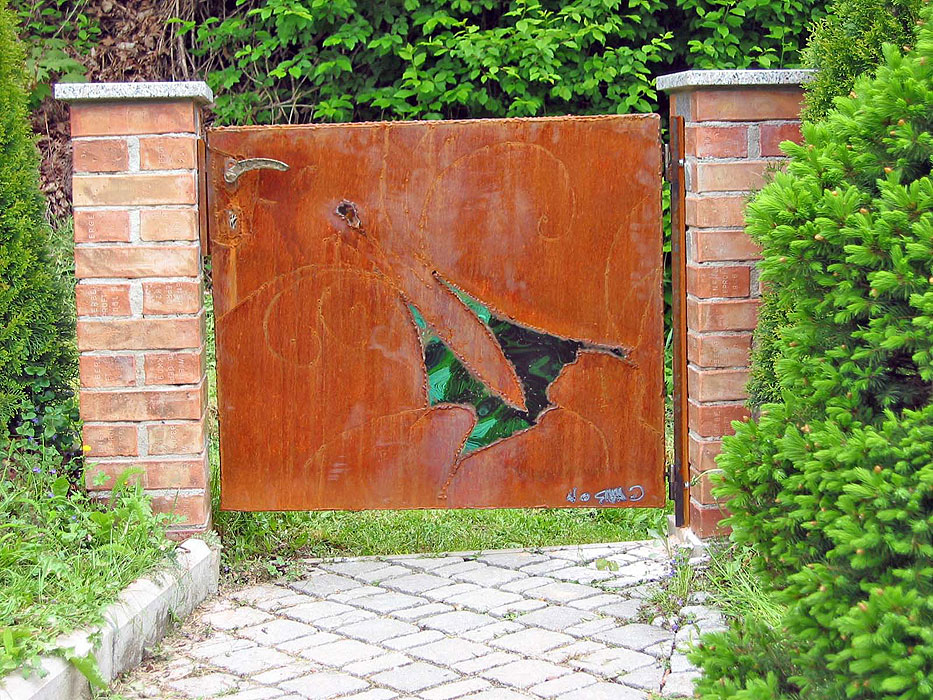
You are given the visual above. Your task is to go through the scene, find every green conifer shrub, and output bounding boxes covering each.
[0,0,76,433]
[692,7,933,698]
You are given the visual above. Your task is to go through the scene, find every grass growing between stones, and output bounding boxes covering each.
[203,294,670,582]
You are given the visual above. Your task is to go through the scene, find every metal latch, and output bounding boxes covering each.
[224,157,290,184]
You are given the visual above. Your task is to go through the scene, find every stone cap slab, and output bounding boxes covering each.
[656,69,815,92]
[55,81,214,104]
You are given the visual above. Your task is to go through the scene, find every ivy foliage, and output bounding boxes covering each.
[694,9,933,697]
[0,0,76,433]
[177,0,827,125]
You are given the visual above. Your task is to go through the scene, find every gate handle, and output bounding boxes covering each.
[224,157,289,184]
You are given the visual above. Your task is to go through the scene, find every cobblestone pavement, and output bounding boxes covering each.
[115,540,725,700]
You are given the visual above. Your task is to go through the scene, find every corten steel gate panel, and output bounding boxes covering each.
[207,115,665,511]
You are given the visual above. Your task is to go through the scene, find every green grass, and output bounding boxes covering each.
[204,293,670,581]
[0,440,174,682]
[701,542,785,628]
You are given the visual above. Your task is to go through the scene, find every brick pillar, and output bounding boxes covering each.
[658,70,811,537]
[55,82,214,538]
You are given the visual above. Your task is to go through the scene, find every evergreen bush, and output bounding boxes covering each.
[0,0,76,434]
[693,6,933,697]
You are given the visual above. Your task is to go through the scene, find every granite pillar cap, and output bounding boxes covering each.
[54,81,214,105]
[657,69,815,92]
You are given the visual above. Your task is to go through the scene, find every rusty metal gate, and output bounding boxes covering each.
[207,114,682,517]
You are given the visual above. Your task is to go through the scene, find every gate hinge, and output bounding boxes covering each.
[663,142,684,183]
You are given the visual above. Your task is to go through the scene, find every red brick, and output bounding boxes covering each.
[686,264,750,298]
[73,210,131,243]
[75,283,131,317]
[72,173,197,206]
[690,229,762,262]
[80,384,205,421]
[70,102,198,137]
[692,87,805,122]
[688,399,749,437]
[75,245,199,279]
[73,139,128,173]
[688,366,749,402]
[142,280,202,314]
[139,209,199,242]
[79,355,137,388]
[690,466,724,504]
[689,434,723,472]
[150,490,210,526]
[687,332,752,368]
[147,422,206,455]
[78,315,202,351]
[685,125,748,158]
[139,136,198,170]
[83,424,138,457]
[86,457,208,491]
[687,297,760,331]
[686,194,749,228]
[760,122,803,156]
[144,351,205,385]
[696,161,775,192]
[690,499,731,538]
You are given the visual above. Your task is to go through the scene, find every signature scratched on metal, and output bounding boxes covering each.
[566,485,645,505]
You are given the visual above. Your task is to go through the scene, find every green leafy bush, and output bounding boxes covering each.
[0,0,77,435]
[178,0,826,125]
[694,10,933,697]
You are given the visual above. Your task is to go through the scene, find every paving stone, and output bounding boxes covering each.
[618,665,665,692]
[422,610,499,633]
[557,682,647,699]
[423,583,483,602]
[392,602,454,621]
[205,606,274,630]
[501,577,554,593]
[239,619,319,645]
[330,586,386,603]
[340,617,420,643]
[670,652,698,674]
[642,640,674,659]
[594,624,674,652]
[516,606,596,632]
[572,647,655,676]
[431,561,487,578]
[489,599,548,617]
[478,552,548,568]
[168,672,241,697]
[221,688,284,700]
[384,573,451,594]
[595,600,643,620]
[409,637,490,665]
[342,690,398,700]
[460,621,522,643]
[565,594,622,611]
[315,609,379,630]
[345,651,411,675]
[481,659,570,688]
[253,593,317,612]
[453,566,524,587]
[280,671,369,698]
[276,631,342,653]
[460,690,528,700]
[421,678,492,699]
[356,592,426,613]
[188,634,256,659]
[253,663,320,685]
[210,646,293,675]
[371,661,457,692]
[528,671,599,698]
[549,566,615,584]
[564,618,619,638]
[453,651,522,674]
[541,641,605,664]
[445,588,524,612]
[324,560,398,578]
[280,600,357,623]
[298,639,384,666]
[528,582,602,604]
[492,628,575,656]
[356,565,413,583]
[405,556,464,571]
[291,573,363,597]
[383,630,446,650]
[662,671,701,697]
[521,560,575,575]
[230,585,298,607]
